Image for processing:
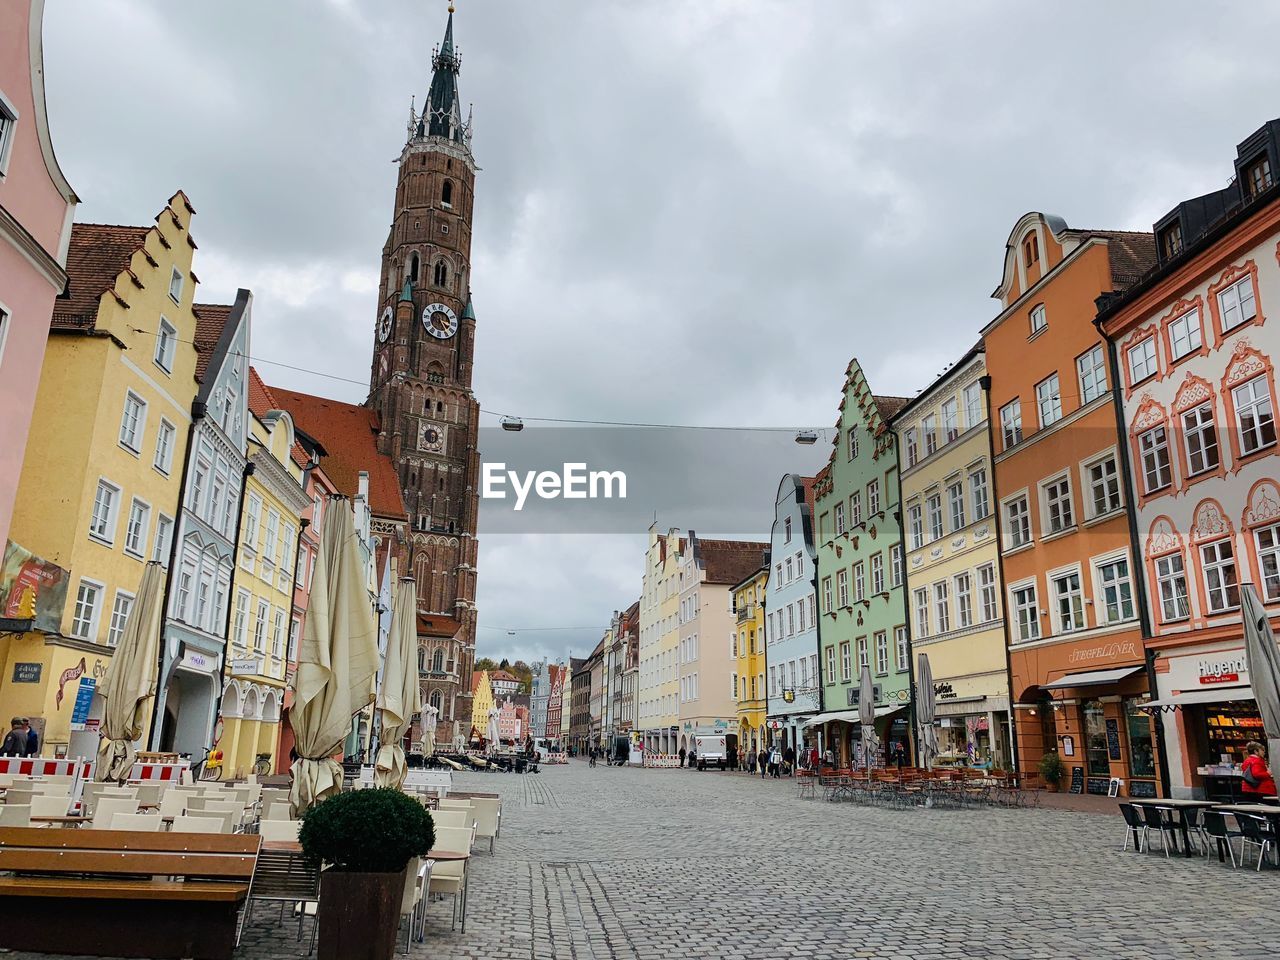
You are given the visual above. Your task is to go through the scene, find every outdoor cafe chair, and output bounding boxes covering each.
[91,797,140,830]
[30,780,71,798]
[398,857,432,953]
[427,826,471,933]
[1200,810,1241,867]
[1118,804,1145,852]
[110,812,164,831]
[259,819,301,843]
[3,787,37,808]
[471,797,500,853]
[1139,805,1179,858]
[130,782,165,807]
[263,802,293,821]
[169,814,226,834]
[437,798,473,811]
[237,841,321,950]
[158,791,188,819]
[431,809,469,832]
[1236,814,1277,872]
[198,801,246,832]
[29,795,69,819]
[0,804,31,827]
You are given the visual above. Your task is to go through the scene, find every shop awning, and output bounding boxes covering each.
[1041,666,1143,690]
[801,705,903,728]
[1140,686,1254,710]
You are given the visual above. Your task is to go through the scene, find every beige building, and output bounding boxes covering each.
[638,525,684,756]
[677,533,768,754]
[891,345,1012,767]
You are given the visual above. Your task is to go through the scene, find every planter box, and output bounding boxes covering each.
[317,868,407,960]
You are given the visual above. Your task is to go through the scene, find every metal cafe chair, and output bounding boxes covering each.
[1199,810,1241,867]
[1118,803,1145,853]
[1236,814,1277,872]
[1139,805,1179,858]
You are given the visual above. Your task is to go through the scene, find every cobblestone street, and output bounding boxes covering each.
[9,763,1280,960]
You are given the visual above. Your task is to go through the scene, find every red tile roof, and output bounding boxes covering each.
[192,303,232,382]
[697,537,770,585]
[800,476,816,517]
[418,613,462,639]
[246,366,279,419]
[874,395,912,424]
[268,385,407,520]
[52,223,151,330]
[1093,230,1159,287]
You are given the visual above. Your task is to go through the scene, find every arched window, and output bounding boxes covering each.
[432,648,444,672]
[429,689,443,711]
[441,180,453,206]
[408,253,420,284]
[417,647,425,672]
[433,260,448,287]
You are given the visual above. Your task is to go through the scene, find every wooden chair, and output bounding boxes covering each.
[0,826,259,959]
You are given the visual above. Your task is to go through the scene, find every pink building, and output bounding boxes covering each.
[497,697,522,743]
[0,0,78,551]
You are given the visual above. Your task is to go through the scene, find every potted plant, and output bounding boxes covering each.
[1039,751,1065,792]
[299,788,435,960]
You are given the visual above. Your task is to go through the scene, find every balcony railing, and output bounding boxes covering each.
[735,603,756,623]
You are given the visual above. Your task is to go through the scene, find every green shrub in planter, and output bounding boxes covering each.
[1039,751,1065,786]
[299,788,435,873]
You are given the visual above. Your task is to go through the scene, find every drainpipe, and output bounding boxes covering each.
[208,460,256,748]
[148,399,206,748]
[981,374,1022,775]
[1097,319,1171,799]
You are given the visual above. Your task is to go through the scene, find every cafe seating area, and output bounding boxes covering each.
[1119,796,1280,872]
[810,766,1042,810]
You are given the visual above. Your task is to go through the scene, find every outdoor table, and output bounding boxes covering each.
[1129,798,1215,858]
[30,815,89,827]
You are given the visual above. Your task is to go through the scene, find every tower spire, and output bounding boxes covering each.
[417,3,470,152]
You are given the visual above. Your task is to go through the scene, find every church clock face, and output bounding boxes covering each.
[423,302,459,339]
[377,306,394,343]
[419,421,446,453]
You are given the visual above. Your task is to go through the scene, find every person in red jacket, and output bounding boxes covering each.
[1241,741,1277,797]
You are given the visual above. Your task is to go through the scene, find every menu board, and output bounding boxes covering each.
[1105,718,1122,761]
[1129,780,1158,798]
[1069,766,1085,794]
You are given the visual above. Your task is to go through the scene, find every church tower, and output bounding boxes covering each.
[369,6,479,739]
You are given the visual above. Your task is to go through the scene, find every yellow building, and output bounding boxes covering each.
[891,345,1012,767]
[470,669,493,743]
[216,369,309,778]
[732,565,767,757]
[0,194,202,757]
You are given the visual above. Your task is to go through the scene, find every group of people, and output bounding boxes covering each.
[0,717,38,757]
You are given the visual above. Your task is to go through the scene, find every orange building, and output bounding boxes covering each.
[984,213,1161,797]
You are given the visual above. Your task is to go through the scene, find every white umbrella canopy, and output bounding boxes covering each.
[419,702,439,757]
[96,562,165,782]
[858,664,878,770]
[1242,584,1280,762]
[916,653,939,771]
[375,578,421,788]
[486,706,500,748]
[289,499,380,815]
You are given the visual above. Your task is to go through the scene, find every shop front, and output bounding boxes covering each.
[0,632,115,758]
[928,674,1012,770]
[1145,641,1265,801]
[1011,635,1159,797]
[804,706,908,768]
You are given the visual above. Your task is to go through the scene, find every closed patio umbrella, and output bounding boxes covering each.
[289,499,380,815]
[96,562,165,782]
[858,664,878,770]
[1242,583,1280,763]
[486,706,500,748]
[375,578,421,788]
[916,652,938,771]
[420,703,439,758]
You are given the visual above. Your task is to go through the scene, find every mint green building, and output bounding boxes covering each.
[812,359,911,767]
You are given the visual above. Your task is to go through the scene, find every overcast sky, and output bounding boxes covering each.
[43,0,1280,667]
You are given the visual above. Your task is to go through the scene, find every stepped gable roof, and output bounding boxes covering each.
[52,223,151,330]
[268,385,407,520]
[697,537,770,585]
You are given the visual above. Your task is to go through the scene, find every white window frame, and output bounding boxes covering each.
[168,267,184,304]
[1182,402,1220,476]
[106,590,135,648]
[868,479,881,516]
[978,563,998,622]
[947,480,966,532]
[89,478,121,545]
[890,544,903,588]
[1128,336,1157,383]
[926,492,943,542]
[1233,374,1276,456]
[1041,473,1074,536]
[1003,491,1032,549]
[1010,578,1040,643]
[123,497,151,558]
[1000,400,1022,448]
[874,631,889,675]
[942,398,959,442]
[1168,307,1203,360]
[853,562,865,602]
[923,415,938,456]
[70,578,105,642]
[970,467,990,521]
[1091,551,1136,626]
[1154,552,1190,623]
[1036,373,1062,428]
[955,572,973,628]
[154,317,177,373]
[907,502,924,550]
[1077,345,1107,406]
[119,391,147,453]
[963,382,982,428]
[1218,274,1257,332]
[152,513,174,564]
[0,89,18,178]
[1049,564,1086,634]
[154,418,176,475]
[836,569,849,608]
[894,626,908,671]
[839,641,851,684]
[933,580,950,634]
[1030,303,1047,335]
[1081,450,1122,520]
[1139,425,1172,493]
[870,553,884,594]
[914,587,930,638]
[1200,538,1240,613]
[1256,523,1280,603]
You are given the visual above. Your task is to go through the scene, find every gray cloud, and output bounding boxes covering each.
[42,0,1280,663]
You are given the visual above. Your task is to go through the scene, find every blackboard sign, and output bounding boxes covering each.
[1105,718,1122,761]
[1069,766,1085,794]
[1129,780,1158,798]
[11,662,41,683]
[1087,777,1111,795]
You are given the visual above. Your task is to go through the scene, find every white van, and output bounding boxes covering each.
[693,734,727,770]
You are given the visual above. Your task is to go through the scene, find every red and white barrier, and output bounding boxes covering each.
[0,757,91,779]
[129,761,189,783]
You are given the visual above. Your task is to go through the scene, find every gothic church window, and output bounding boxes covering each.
[408,253,420,283]
[434,260,448,286]
[442,180,454,206]
[432,649,444,672]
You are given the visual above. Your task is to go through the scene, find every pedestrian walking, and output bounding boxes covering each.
[1,719,25,757]
[783,745,796,777]
[23,719,38,758]
[678,746,686,768]
[688,747,697,770]
[759,746,768,779]
[746,747,757,776]
[727,743,737,771]
[770,746,782,778]
[1241,741,1277,797]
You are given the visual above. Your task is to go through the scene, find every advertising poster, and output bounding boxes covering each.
[1,540,71,633]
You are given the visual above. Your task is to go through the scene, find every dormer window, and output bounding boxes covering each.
[168,268,183,304]
[1023,233,1040,267]
[1029,303,1047,336]
[1246,155,1273,198]
[1160,223,1183,259]
[441,179,454,207]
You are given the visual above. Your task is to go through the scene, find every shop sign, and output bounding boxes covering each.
[933,681,956,700]
[69,677,96,731]
[1067,640,1139,665]
[181,650,216,674]
[11,662,42,683]
[230,657,263,677]
[1198,654,1246,685]
[782,688,795,703]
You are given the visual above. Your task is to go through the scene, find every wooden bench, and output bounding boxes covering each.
[0,826,260,960]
